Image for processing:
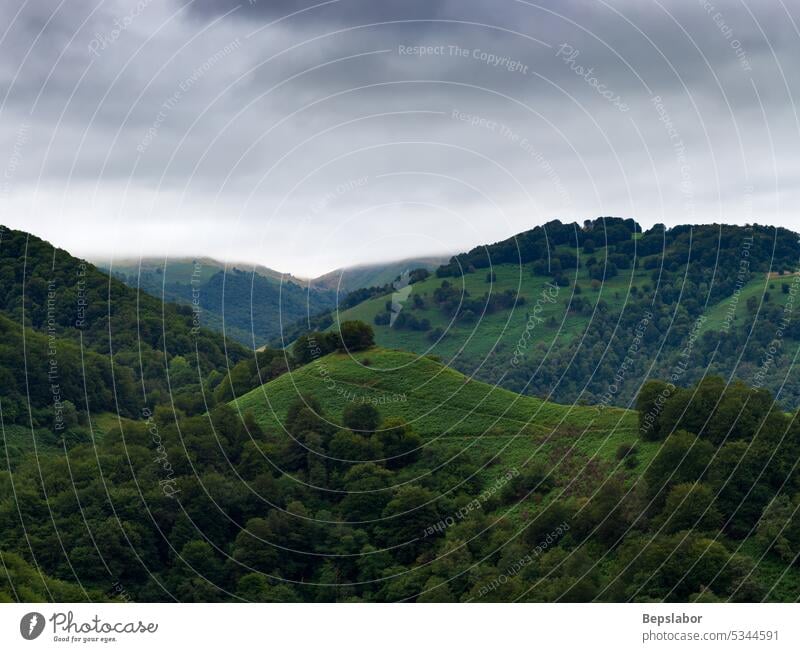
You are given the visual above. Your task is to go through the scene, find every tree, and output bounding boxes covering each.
[236,573,300,602]
[756,494,800,563]
[636,379,670,440]
[342,403,381,434]
[643,430,714,508]
[707,441,775,538]
[375,418,421,469]
[285,395,333,438]
[417,576,456,602]
[656,482,722,533]
[379,486,441,563]
[328,430,381,466]
[609,533,761,601]
[339,464,393,522]
[338,321,375,351]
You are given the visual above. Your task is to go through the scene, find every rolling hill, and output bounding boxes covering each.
[326,218,800,409]
[234,347,636,442]
[100,256,302,286]
[225,344,800,601]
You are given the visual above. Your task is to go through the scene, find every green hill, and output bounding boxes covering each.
[235,347,635,439]
[234,347,647,493]
[328,219,800,409]
[0,225,248,429]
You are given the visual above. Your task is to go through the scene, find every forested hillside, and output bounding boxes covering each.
[332,218,800,408]
[3,345,799,601]
[105,258,337,347]
[0,225,248,435]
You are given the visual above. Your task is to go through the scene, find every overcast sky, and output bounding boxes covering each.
[1,0,798,277]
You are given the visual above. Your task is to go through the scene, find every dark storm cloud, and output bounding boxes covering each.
[187,0,454,23]
[1,0,799,275]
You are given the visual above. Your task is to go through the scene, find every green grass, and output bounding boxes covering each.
[334,260,655,366]
[698,273,771,334]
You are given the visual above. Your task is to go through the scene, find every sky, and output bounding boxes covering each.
[1,0,799,277]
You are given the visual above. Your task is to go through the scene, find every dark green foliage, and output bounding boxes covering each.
[292,320,374,363]
[0,225,247,424]
[643,430,715,508]
[374,418,421,469]
[338,321,375,351]
[655,483,722,533]
[342,403,381,434]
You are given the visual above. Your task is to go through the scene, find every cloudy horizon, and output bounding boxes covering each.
[1,0,799,277]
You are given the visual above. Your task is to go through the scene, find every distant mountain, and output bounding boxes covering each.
[98,256,337,347]
[100,256,306,286]
[313,256,449,292]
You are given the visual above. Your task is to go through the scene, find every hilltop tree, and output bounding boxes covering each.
[338,320,375,351]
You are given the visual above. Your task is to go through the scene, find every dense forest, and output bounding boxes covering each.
[3,354,800,601]
[0,226,254,431]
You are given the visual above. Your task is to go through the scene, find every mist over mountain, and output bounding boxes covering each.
[313,256,450,293]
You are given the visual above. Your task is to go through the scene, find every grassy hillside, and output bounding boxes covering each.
[234,347,643,476]
[228,347,800,601]
[236,348,633,432]
[336,257,641,358]
[339,259,787,356]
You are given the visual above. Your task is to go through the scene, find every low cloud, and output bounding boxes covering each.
[1,0,798,276]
